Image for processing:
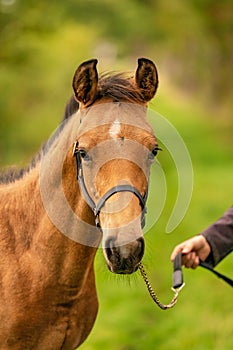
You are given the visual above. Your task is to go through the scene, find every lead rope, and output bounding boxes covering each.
[138,253,185,310]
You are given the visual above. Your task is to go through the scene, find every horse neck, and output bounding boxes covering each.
[39,113,99,243]
[0,166,43,248]
[0,115,99,288]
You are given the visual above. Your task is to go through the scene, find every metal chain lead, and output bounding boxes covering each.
[138,263,184,310]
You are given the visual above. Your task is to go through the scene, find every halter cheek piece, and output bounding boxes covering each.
[73,141,148,230]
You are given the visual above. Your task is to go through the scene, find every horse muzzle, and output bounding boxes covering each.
[103,237,145,274]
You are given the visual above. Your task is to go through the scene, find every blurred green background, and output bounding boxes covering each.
[0,0,232,349]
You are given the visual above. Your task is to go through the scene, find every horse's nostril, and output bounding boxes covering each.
[106,247,121,266]
[104,237,120,264]
[106,247,112,260]
[104,236,116,249]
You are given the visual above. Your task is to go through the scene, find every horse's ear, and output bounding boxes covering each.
[72,59,98,106]
[135,58,158,102]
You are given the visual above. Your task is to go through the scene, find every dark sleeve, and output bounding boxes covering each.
[200,206,233,267]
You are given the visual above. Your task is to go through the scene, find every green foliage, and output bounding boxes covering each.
[1,0,232,165]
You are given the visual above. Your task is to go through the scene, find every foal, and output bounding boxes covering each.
[0,58,158,349]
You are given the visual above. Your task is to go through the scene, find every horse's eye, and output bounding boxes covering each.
[79,149,91,161]
[79,149,86,158]
[149,146,161,160]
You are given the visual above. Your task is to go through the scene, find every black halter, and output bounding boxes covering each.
[73,141,148,230]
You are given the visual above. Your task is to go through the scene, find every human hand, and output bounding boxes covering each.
[170,235,211,269]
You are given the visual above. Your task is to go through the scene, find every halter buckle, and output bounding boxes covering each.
[72,141,79,157]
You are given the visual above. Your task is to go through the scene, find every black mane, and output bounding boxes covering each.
[0,121,68,185]
[0,155,41,185]
[96,72,144,103]
[63,73,144,121]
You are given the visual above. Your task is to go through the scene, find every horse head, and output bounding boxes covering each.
[72,58,159,274]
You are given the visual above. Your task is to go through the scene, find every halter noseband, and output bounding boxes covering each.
[73,141,148,230]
